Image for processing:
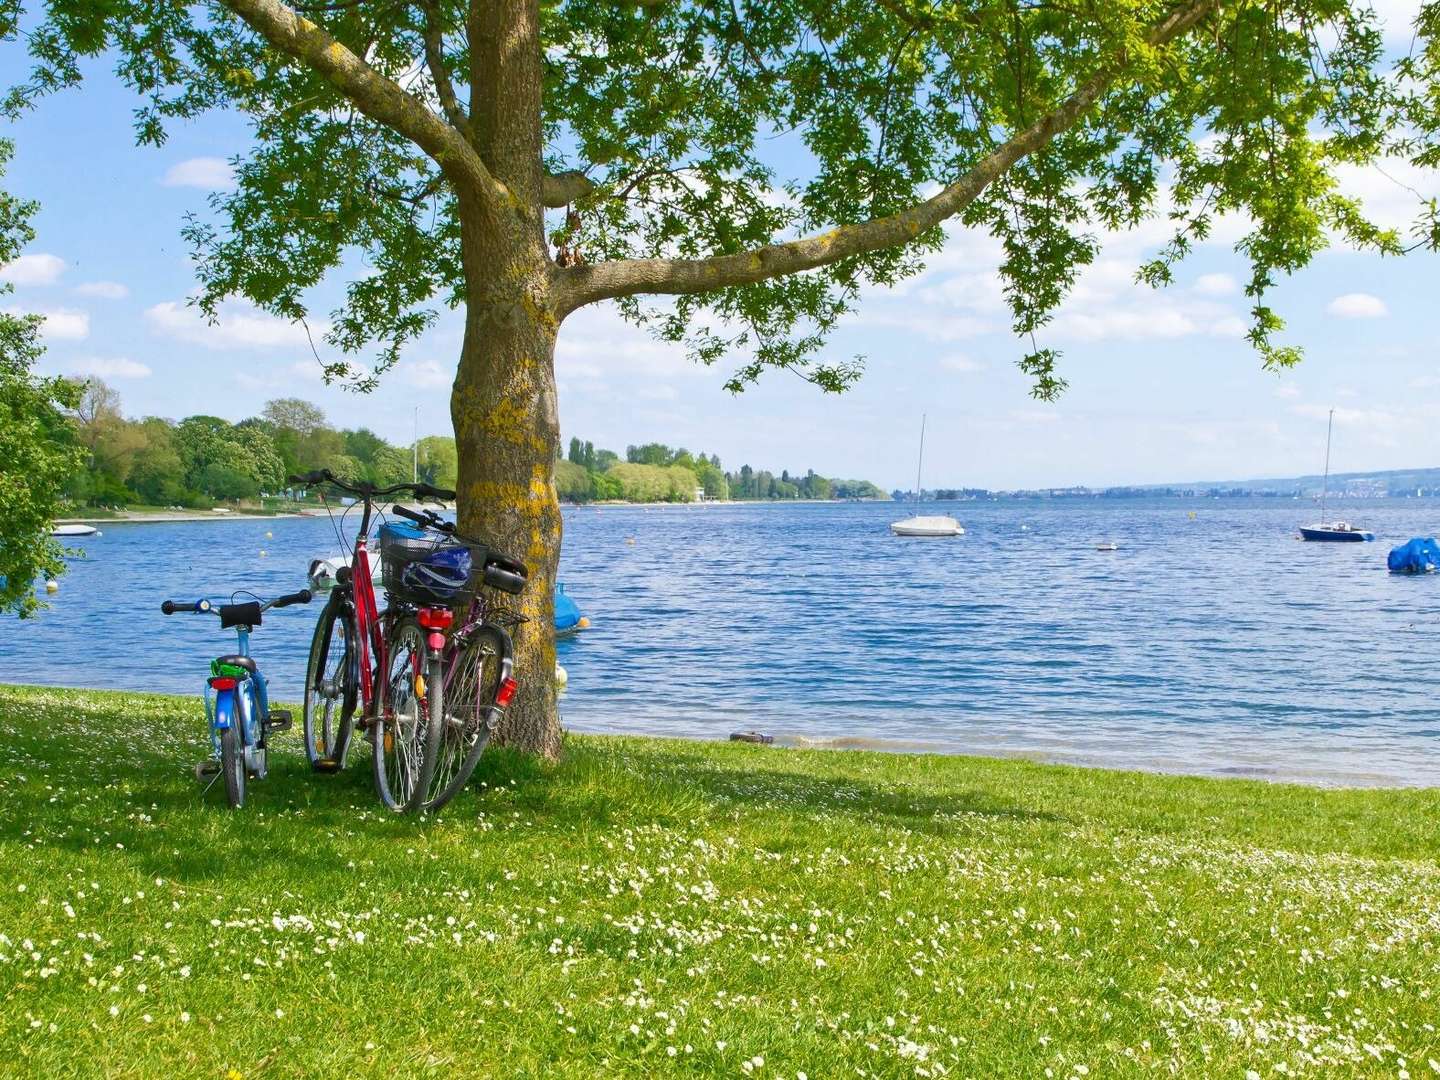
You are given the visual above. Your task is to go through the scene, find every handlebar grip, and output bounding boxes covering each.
[390,504,428,525]
[161,599,211,615]
[161,600,177,615]
[287,470,330,486]
[414,483,456,501]
[272,589,313,609]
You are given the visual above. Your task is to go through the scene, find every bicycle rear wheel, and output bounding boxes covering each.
[373,618,442,813]
[424,625,508,813]
[303,594,357,770]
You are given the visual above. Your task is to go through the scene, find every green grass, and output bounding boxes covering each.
[2,684,1439,1077]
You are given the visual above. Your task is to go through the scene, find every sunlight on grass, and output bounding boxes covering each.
[1,684,1438,1076]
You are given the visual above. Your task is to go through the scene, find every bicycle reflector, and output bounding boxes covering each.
[495,676,518,708]
[417,608,454,630]
[208,676,238,691]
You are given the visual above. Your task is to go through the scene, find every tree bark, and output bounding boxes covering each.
[451,288,563,759]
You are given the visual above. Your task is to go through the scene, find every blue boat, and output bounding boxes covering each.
[1298,524,1374,543]
[554,583,587,638]
[1299,409,1373,543]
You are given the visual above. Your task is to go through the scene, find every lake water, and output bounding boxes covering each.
[5,498,1440,786]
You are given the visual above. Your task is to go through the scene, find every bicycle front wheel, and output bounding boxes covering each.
[304,594,356,770]
[425,625,508,814]
[373,618,442,813]
[220,725,246,809]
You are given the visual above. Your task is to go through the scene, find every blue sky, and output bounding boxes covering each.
[4,3,1440,491]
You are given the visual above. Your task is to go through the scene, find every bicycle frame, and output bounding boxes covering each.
[203,623,270,772]
[350,534,386,713]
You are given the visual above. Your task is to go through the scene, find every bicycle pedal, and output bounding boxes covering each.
[313,757,342,774]
[194,760,220,781]
[264,710,293,732]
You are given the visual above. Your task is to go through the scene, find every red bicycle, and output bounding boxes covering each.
[291,470,525,814]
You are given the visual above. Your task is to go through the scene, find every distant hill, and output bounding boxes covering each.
[1136,466,1440,498]
[911,466,1440,501]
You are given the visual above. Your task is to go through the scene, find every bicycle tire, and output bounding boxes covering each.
[220,725,246,809]
[425,625,509,813]
[373,618,442,813]
[303,593,357,770]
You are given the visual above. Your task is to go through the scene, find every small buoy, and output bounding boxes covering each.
[1188,511,1197,520]
[259,550,268,557]
[554,663,568,688]
[625,537,636,545]
[576,616,591,630]
[45,579,59,594]
[729,731,773,745]
[265,531,273,539]
[1020,524,1029,531]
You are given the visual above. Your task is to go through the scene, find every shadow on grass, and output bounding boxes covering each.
[529,737,1062,837]
[6,681,1063,892]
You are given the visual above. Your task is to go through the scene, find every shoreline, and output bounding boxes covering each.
[57,511,305,524]
[6,678,1427,789]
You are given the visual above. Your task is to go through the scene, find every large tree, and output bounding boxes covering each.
[1,0,1423,752]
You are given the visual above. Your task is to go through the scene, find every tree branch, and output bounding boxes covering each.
[220,0,504,208]
[542,169,596,207]
[554,0,1219,315]
[420,1,471,138]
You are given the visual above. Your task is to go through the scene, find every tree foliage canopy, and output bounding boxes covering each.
[2,0,1427,399]
[0,138,83,616]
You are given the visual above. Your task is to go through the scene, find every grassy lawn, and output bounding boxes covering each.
[2,684,1438,1077]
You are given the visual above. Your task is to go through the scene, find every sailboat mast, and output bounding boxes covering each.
[914,413,927,503]
[1320,407,1333,523]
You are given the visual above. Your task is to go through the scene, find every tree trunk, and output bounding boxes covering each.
[451,282,563,759]
[446,0,560,757]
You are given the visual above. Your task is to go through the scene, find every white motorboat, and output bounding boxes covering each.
[307,553,382,591]
[51,524,99,537]
[891,414,963,538]
[891,515,964,537]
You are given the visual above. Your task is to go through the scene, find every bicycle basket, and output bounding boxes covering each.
[378,522,474,606]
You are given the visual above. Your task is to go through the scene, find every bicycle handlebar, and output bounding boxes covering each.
[160,590,310,617]
[287,469,455,503]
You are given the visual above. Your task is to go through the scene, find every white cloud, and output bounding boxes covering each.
[234,360,329,391]
[73,281,129,300]
[1332,159,1440,237]
[1193,273,1238,297]
[1368,0,1423,43]
[161,157,236,190]
[146,299,319,350]
[72,356,151,379]
[939,354,984,373]
[556,305,708,380]
[1274,384,1302,400]
[1326,292,1387,319]
[4,304,90,341]
[0,253,65,286]
[399,358,452,389]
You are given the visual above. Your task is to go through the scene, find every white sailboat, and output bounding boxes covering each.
[891,414,963,537]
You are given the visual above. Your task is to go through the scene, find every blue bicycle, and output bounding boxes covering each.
[162,589,312,808]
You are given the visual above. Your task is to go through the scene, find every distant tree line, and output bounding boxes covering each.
[64,382,456,507]
[554,438,886,504]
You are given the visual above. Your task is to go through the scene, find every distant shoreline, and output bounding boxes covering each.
[56,510,306,525]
